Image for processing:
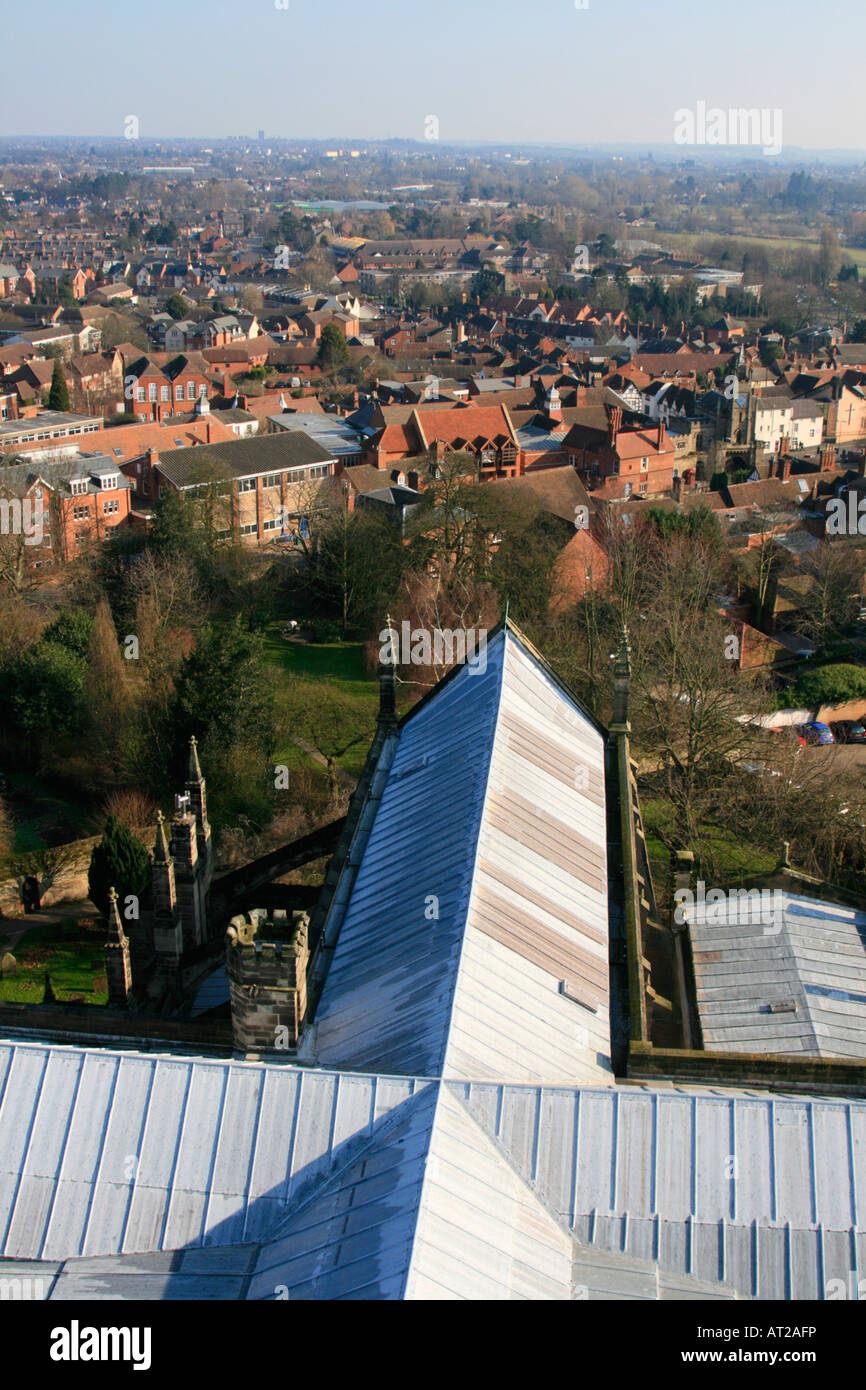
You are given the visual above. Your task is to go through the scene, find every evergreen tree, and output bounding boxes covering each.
[317,323,350,373]
[88,815,149,917]
[85,598,131,786]
[47,357,71,412]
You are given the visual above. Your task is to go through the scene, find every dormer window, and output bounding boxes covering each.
[69,479,88,496]
[99,474,118,490]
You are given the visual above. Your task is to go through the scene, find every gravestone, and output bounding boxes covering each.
[0,952,16,978]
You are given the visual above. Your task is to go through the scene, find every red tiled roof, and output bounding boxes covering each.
[413,403,517,449]
[8,416,235,459]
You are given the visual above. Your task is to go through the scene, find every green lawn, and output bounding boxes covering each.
[641,795,778,901]
[0,919,108,1005]
[651,226,866,269]
[261,624,373,694]
[263,626,381,779]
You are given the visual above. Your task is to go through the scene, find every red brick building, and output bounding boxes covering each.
[124,353,212,422]
[362,402,520,479]
[564,407,675,499]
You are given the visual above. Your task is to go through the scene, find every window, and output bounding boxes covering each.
[160,386,170,402]
[73,505,88,521]
[102,499,119,515]
[35,487,43,500]
[640,456,649,471]
[263,517,282,531]
[639,483,647,496]
[262,473,281,489]
[175,384,184,400]
[240,522,257,535]
[238,478,257,493]
[148,383,157,402]
[136,387,145,403]
[70,479,88,496]
[187,381,196,399]
[309,464,329,480]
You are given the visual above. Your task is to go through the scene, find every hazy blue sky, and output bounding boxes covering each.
[4,0,859,150]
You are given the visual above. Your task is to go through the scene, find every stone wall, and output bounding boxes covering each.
[0,826,152,919]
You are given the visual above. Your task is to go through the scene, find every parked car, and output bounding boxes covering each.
[830,720,866,744]
[796,722,835,746]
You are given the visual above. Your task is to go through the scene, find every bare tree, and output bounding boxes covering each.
[796,541,865,646]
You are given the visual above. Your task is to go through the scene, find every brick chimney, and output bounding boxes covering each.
[608,405,622,446]
[657,419,666,450]
[820,443,837,472]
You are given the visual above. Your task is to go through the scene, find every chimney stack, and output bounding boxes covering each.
[608,405,622,447]
[657,419,666,450]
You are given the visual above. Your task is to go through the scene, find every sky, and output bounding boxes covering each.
[3,0,862,152]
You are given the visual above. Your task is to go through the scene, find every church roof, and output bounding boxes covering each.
[306,626,612,1086]
[2,623,865,1301]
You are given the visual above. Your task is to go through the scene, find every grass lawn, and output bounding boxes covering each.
[263,625,381,779]
[641,795,778,902]
[0,919,108,1005]
[651,226,866,269]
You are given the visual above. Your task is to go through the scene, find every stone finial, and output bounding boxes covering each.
[610,623,632,730]
[154,810,171,863]
[188,734,204,784]
[378,614,397,724]
[106,886,126,943]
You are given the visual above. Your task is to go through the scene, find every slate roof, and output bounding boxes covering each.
[154,431,334,488]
